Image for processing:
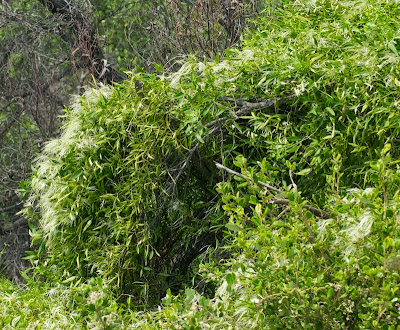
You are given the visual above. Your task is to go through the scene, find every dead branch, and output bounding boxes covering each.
[0,217,28,235]
[214,161,281,194]
[0,65,72,146]
[220,94,296,116]
[268,198,331,219]
[214,161,331,219]
[0,202,23,213]
[38,0,126,84]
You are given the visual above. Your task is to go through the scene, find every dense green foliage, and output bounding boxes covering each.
[25,73,224,304]
[3,0,400,328]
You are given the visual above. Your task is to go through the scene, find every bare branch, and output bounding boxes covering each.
[0,65,72,146]
[268,198,331,219]
[37,0,126,84]
[214,161,331,219]
[0,218,27,235]
[220,94,296,116]
[214,161,281,194]
[0,107,24,145]
[0,202,23,213]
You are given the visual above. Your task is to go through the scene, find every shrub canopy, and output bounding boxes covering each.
[21,0,400,327]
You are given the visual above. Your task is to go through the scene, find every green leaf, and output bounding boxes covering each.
[327,288,334,299]
[295,168,311,176]
[389,42,398,55]
[249,195,258,205]
[195,132,205,143]
[154,63,164,72]
[326,107,335,116]
[62,276,77,284]
[226,273,236,287]
[226,222,242,232]
[272,220,286,228]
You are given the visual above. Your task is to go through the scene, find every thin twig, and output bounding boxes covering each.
[214,161,281,194]
[276,206,290,220]
[0,201,23,213]
[214,162,331,219]
[0,217,28,235]
[269,198,331,219]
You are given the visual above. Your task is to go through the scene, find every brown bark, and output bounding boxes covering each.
[38,0,127,84]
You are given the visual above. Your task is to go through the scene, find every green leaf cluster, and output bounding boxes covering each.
[26,74,214,304]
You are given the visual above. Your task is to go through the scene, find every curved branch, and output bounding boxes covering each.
[214,161,331,219]
[214,161,281,194]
